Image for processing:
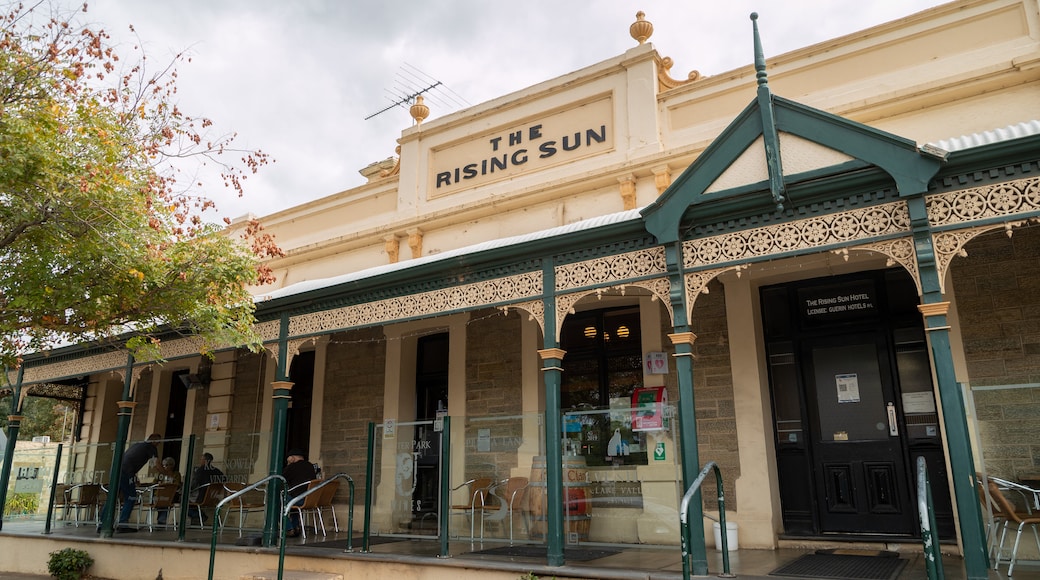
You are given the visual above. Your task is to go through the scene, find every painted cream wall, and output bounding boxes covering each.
[720,270,783,550]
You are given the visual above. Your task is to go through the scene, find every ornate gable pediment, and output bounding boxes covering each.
[641,15,944,245]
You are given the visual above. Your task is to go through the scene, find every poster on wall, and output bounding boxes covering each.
[631,386,667,431]
[835,373,860,403]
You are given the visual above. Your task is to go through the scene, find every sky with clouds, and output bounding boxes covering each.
[78,0,951,223]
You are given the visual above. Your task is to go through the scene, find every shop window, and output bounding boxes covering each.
[560,307,647,467]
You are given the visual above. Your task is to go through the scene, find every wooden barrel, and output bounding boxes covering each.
[527,455,591,541]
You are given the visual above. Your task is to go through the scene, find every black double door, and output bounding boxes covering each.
[802,332,914,535]
[764,269,950,538]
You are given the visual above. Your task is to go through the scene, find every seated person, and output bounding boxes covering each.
[282,448,317,537]
[188,452,225,524]
[155,457,182,526]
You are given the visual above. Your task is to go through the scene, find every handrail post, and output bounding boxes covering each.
[917,457,945,580]
[43,443,63,534]
[206,473,286,580]
[178,434,195,542]
[276,473,353,580]
[680,461,733,579]
[438,416,451,558]
[363,422,375,552]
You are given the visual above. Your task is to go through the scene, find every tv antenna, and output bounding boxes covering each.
[365,63,470,121]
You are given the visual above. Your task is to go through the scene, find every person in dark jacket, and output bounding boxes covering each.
[188,452,225,524]
[281,448,318,537]
[114,434,174,532]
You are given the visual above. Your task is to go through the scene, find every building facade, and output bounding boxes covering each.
[4,0,1040,573]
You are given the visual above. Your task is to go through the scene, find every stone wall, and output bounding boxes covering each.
[952,225,1040,478]
[225,350,265,477]
[320,327,387,499]
[689,278,738,511]
[463,309,524,479]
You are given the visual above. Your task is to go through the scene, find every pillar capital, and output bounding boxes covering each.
[115,401,137,410]
[271,380,294,400]
[668,332,698,346]
[7,415,23,423]
[918,302,950,318]
[537,348,566,361]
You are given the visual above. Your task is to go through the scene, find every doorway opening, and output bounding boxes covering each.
[412,332,448,528]
[163,371,189,465]
[762,268,953,539]
[286,350,315,458]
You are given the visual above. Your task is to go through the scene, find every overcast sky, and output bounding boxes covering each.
[79,0,952,222]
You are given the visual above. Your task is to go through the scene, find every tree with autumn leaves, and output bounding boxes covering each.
[0,2,283,374]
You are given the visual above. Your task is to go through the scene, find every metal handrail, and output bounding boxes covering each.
[917,457,946,580]
[277,473,355,580]
[680,461,733,579]
[206,474,286,580]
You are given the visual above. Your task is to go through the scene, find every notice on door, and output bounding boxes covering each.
[835,373,860,403]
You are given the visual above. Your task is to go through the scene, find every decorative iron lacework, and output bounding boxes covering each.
[683,200,911,268]
[21,350,127,385]
[256,320,281,343]
[683,237,921,315]
[927,176,1040,293]
[554,278,671,341]
[311,259,545,311]
[685,267,742,318]
[503,300,546,337]
[263,337,319,372]
[155,336,206,362]
[0,381,86,400]
[927,175,1040,227]
[628,278,674,322]
[555,247,667,291]
[688,188,898,238]
[288,271,543,337]
[932,220,1037,294]
[837,237,921,294]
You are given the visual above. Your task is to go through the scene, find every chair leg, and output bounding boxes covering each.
[1009,523,1025,577]
[996,522,1010,570]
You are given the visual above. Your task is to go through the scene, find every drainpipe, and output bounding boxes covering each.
[263,312,293,547]
[0,365,25,532]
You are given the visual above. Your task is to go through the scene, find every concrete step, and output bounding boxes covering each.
[240,572,343,580]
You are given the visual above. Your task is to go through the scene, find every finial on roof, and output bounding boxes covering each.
[751,13,768,88]
[410,95,430,127]
[630,11,653,45]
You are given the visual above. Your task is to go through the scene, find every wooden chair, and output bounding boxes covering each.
[987,481,1040,577]
[287,479,325,539]
[187,483,226,529]
[96,484,109,526]
[450,477,494,542]
[51,483,72,524]
[67,483,101,527]
[222,481,267,534]
[315,479,340,535]
[977,475,1006,560]
[141,483,179,531]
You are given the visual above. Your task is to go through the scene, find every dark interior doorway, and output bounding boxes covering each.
[163,371,189,465]
[412,333,448,526]
[286,350,315,457]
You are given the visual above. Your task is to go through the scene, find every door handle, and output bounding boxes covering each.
[886,402,898,436]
